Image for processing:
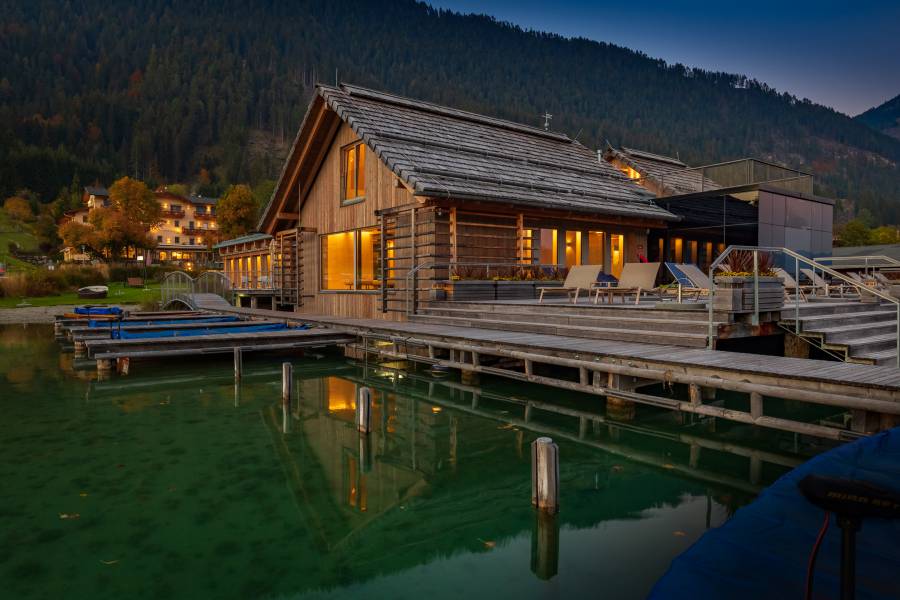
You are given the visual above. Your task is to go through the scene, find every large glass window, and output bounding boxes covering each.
[342,142,366,203]
[539,229,557,265]
[320,227,381,291]
[587,231,605,265]
[611,234,624,278]
[564,231,582,267]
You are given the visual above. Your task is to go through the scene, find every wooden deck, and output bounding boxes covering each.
[215,305,900,440]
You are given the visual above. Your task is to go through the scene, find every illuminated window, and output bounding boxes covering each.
[587,231,605,265]
[564,231,582,267]
[611,234,624,278]
[539,229,558,265]
[320,227,381,291]
[620,165,641,180]
[673,238,684,263]
[342,142,366,203]
[689,240,698,265]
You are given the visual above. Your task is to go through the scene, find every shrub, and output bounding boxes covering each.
[719,250,775,276]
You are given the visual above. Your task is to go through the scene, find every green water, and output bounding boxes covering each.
[0,324,833,599]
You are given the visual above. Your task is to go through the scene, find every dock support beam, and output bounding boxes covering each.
[357,386,372,433]
[97,358,113,375]
[531,437,559,514]
[234,348,242,380]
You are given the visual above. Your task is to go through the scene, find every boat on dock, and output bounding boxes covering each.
[77,285,108,299]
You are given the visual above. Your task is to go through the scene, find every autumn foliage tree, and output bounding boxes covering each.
[217,184,258,238]
[58,220,99,254]
[108,176,161,231]
[3,196,33,222]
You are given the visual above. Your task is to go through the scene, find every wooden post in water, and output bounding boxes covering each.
[357,386,372,434]
[282,362,293,403]
[531,437,559,514]
[233,347,242,380]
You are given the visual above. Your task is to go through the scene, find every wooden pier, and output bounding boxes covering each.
[215,305,900,441]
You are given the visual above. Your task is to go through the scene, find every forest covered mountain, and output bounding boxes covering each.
[858,94,900,142]
[3,0,900,222]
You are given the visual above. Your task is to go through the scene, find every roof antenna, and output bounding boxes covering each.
[335,68,339,86]
[543,112,553,131]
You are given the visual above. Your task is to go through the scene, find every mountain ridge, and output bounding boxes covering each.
[857,93,900,142]
[1,0,899,221]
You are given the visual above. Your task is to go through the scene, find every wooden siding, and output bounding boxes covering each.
[296,122,414,320]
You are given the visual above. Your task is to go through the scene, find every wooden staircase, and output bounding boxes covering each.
[779,300,899,366]
[409,301,725,348]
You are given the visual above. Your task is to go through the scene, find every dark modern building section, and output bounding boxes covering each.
[604,148,835,269]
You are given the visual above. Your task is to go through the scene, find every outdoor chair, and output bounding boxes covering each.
[774,268,810,302]
[593,262,662,305]
[664,262,709,302]
[799,268,850,297]
[538,264,603,304]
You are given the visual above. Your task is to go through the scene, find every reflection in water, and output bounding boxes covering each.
[0,324,836,600]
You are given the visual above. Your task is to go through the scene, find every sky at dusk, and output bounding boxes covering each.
[427,0,900,116]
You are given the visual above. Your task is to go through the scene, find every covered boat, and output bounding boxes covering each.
[77,285,108,299]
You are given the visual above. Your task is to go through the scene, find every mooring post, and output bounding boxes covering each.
[233,347,242,380]
[357,386,372,433]
[531,437,559,514]
[282,362,293,404]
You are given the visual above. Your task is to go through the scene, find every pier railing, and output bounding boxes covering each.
[708,246,900,367]
[812,255,900,276]
[161,270,232,309]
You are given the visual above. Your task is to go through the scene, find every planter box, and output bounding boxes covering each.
[447,280,496,301]
[713,276,784,312]
[496,280,538,300]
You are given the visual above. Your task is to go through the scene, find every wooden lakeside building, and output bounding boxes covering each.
[217,83,680,316]
[218,83,835,320]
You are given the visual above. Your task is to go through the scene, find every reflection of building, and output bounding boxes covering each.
[61,185,220,268]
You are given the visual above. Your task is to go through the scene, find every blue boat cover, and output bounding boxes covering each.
[112,323,294,339]
[74,306,122,316]
[89,316,239,328]
[650,428,900,600]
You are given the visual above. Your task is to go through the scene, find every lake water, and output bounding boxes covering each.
[0,324,834,599]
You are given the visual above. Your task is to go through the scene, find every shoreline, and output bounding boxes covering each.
[0,304,140,324]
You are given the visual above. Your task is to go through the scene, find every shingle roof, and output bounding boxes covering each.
[213,233,272,249]
[84,186,108,196]
[189,194,219,206]
[311,84,676,221]
[610,147,721,196]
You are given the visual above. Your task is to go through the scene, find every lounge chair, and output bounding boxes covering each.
[799,268,851,297]
[664,262,709,302]
[594,262,662,305]
[774,268,809,302]
[538,265,603,304]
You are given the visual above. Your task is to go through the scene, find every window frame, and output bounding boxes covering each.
[319,227,382,294]
[340,141,367,206]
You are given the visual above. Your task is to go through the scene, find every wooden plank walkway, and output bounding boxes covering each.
[217,306,900,393]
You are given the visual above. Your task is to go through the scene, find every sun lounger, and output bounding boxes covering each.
[774,267,810,302]
[538,264,603,304]
[594,262,662,305]
[664,262,709,301]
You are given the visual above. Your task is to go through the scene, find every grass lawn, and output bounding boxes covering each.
[0,281,161,308]
[0,213,39,274]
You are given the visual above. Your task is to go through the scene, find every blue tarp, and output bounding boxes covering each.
[74,306,122,316]
[650,428,900,600]
[89,316,239,328]
[111,323,293,339]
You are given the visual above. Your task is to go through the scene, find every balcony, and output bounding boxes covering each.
[194,211,217,220]
[658,158,814,196]
[160,209,185,219]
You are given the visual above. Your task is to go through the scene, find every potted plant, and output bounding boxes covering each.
[712,250,784,312]
[495,265,539,299]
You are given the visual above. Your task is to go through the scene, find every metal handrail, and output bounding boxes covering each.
[813,255,900,277]
[404,261,566,315]
[161,270,233,308]
[707,246,900,368]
